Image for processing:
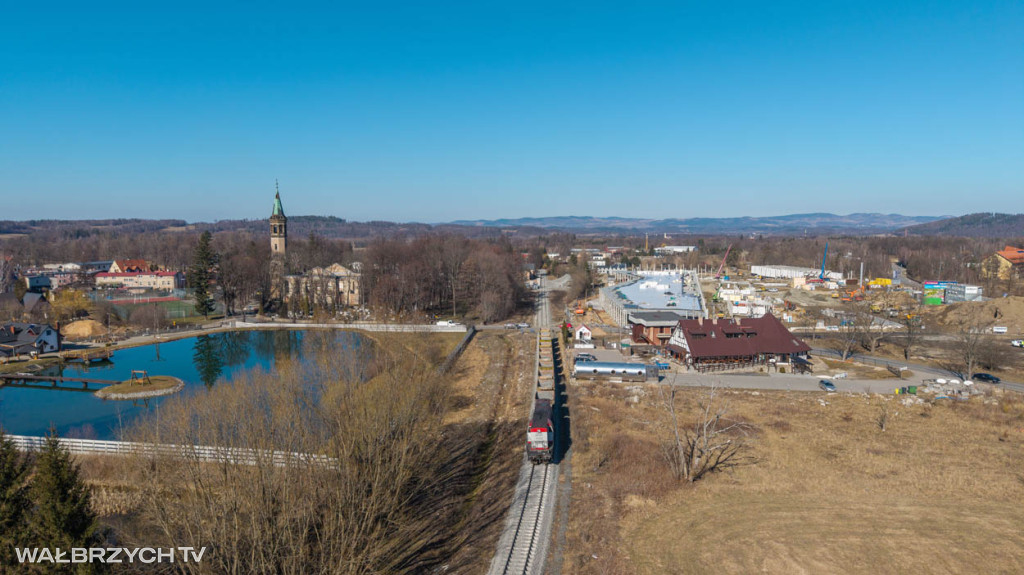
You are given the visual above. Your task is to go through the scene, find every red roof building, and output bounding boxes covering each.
[109,259,150,273]
[666,313,810,372]
[982,246,1024,281]
[996,246,1024,265]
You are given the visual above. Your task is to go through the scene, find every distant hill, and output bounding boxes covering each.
[0,216,508,241]
[0,213,958,241]
[451,213,943,235]
[0,219,188,236]
[195,216,518,240]
[900,213,1024,238]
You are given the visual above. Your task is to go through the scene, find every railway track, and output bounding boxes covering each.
[488,279,561,575]
[498,463,552,575]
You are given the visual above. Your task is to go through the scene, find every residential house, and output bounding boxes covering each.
[574,324,592,342]
[23,275,51,292]
[982,246,1024,281]
[0,323,61,358]
[628,311,689,346]
[22,293,52,323]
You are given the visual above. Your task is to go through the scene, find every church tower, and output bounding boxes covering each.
[270,181,287,258]
[270,181,287,299]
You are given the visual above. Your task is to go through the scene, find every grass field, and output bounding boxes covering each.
[565,383,1024,574]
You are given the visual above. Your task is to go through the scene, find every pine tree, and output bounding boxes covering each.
[27,430,102,560]
[0,429,32,568]
[190,230,219,318]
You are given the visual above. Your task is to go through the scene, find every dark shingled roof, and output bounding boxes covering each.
[629,311,690,325]
[675,313,810,359]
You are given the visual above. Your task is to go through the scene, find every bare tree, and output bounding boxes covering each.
[854,304,887,353]
[660,383,752,482]
[0,254,14,294]
[123,335,459,574]
[898,306,923,360]
[826,319,860,361]
[942,316,989,379]
[128,304,167,330]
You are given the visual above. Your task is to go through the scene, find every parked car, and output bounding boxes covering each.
[516,322,530,329]
[1011,339,1024,348]
[971,373,1001,384]
[819,379,836,392]
[504,323,517,329]
[575,353,597,363]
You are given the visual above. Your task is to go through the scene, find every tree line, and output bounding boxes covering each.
[361,235,526,323]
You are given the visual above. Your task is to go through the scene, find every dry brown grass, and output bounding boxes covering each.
[78,330,533,574]
[565,384,1024,575]
[95,375,182,397]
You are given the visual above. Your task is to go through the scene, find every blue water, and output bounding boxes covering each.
[0,330,365,440]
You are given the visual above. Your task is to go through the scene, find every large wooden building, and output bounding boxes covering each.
[666,313,810,372]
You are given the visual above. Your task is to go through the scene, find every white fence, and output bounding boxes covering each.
[7,435,334,467]
[233,321,468,333]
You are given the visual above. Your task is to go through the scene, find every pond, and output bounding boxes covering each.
[0,329,367,440]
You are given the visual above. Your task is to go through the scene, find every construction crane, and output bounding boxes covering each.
[819,241,829,280]
[714,244,733,279]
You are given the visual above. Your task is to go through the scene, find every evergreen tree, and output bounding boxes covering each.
[190,230,219,318]
[0,430,32,568]
[27,430,102,564]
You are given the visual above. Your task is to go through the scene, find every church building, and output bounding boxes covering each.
[269,184,360,312]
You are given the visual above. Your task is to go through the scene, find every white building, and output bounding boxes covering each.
[751,264,842,281]
[95,271,185,290]
[654,246,697,254]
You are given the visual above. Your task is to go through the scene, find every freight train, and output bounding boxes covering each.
[526,399,554,464]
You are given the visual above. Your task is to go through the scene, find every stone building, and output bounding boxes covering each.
[270,183,288,298]
[285,263,361,310]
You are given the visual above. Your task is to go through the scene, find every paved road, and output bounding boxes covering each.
[811,348,1024,394]
[661,370,904,394]
[571,347,1021,394]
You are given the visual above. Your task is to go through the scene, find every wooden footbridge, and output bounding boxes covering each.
[0,373,120,392]
[61,348,114,363]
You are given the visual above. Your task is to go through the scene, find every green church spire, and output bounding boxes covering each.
[272,180,285,217]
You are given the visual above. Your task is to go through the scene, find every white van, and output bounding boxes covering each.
[992,326,1008,334]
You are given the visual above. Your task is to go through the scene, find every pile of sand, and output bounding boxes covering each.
[923,296,1024,334]
[62,319,108,339]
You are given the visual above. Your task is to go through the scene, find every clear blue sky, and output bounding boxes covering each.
[2,1,1021,223]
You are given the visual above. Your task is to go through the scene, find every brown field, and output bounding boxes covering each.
[564,382,1024,575]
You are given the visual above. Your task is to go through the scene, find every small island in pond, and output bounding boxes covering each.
[95,375,185,400]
